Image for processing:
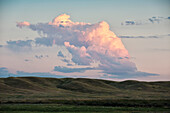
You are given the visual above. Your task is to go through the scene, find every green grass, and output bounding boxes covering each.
[0,104,170,113]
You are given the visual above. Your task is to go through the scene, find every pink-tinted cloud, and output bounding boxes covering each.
[49,14,73,26]
[15,14,158,78]
[16,21,30,28]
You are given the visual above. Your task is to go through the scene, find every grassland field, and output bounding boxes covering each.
[0,77,170,112]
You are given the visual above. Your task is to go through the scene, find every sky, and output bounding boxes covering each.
[0,0,170,81]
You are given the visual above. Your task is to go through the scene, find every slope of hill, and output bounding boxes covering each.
[0,77,170,106]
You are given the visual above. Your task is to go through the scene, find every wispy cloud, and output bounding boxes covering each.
[119,34,170,39]
[16,71,66,78]
[121,16,170,26]
[54,66,94,73]
[0,67,66,78]
[119,35,159,38]
[24,59,30,62]
[35,55,48,59]
[6,40,33,47]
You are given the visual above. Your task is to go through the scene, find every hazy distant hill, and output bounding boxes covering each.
[0,77,170,106]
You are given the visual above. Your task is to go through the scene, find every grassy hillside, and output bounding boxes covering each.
[0,77,170,106]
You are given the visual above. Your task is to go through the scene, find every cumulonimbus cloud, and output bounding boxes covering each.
[15,14,158,78]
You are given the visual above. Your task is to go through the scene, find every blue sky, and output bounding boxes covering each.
[0,0,170,42]
[0,0,170,81]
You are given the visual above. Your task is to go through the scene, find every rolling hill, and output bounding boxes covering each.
[0,77,170,106]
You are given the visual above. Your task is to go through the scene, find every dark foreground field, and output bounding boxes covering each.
[0,104,170,113]
[0,77,170,112]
